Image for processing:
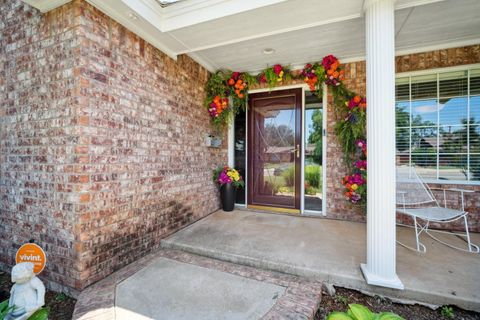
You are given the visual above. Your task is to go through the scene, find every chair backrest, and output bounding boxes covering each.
[396,166,438,206]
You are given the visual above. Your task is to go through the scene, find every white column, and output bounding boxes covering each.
[360,0,404,290]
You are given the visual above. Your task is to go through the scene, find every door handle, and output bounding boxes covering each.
[292,144,300,158]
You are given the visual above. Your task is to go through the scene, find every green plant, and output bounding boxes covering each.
[305,164,321,189]
[0,301,48,320]
[335,294,349,305]
[261,64,292,88]
[27,308,49,320]
[281,165,295,187]
[0,300,13,320]
[326,304,404,320]
[55,292,66,302]
[440,306,454,319]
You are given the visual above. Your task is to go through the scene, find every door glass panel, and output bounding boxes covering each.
[304,91,323,211]
[234,109,246,204]
[249,90,301,209]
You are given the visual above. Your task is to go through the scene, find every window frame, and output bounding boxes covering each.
[396,63,480,185]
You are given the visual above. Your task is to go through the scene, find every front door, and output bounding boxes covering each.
[247,89,302,212]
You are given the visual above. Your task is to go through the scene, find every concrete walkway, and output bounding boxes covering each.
[162,209,480,312]
[73,249,322,320]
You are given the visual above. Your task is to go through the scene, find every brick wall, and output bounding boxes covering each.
[0,0,83,293]
[0,0,225,294]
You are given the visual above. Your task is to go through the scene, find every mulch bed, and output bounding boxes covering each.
[315,287,480,320]
[0,271,76,320]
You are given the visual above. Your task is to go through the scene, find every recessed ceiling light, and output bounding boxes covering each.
[127,12,138,20]
[262,48,275,55]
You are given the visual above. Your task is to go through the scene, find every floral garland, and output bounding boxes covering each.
[204,55,367,205]
[259,64,292,88]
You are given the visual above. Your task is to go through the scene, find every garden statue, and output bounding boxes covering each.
[6,262,45,320]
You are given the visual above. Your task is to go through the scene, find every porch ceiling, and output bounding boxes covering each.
[25,0,480,72]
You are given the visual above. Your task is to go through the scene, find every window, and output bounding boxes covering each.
[395,66,480,182]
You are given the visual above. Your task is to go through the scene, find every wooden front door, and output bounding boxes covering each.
[247,88,302,211]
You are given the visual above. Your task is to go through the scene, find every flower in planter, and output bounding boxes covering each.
[213,166,244,189]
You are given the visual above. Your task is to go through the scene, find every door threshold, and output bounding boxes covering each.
[246,205,300,215]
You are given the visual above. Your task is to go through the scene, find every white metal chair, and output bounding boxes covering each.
[396,166,479,253]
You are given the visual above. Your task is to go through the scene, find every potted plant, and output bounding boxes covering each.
[213,166,244,212]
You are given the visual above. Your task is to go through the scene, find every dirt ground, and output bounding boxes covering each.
[315,287,480,320]
[0,271,76,320]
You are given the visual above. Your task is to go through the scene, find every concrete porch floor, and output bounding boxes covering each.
[162,209,480,312]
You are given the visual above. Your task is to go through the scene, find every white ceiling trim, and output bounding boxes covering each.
[177,13,363,54]
[160,0,289,31]
[22,0,71,12]
[121,0,289,32]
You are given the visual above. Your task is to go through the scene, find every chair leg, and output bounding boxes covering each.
[396,216,426,253]
[463,215,479,253]
[425,214,479,253]
[414,216,420,251]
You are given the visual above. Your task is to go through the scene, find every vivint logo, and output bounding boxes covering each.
[19,254,42,262]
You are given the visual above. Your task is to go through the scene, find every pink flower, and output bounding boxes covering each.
[218,171,231,184]
[273,64,283,75]
[354,160,367,170]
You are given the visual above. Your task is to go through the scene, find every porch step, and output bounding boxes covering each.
[162,210,480,313]
[73,249,322,320]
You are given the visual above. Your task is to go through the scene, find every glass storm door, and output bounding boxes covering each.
[248,89,302,211]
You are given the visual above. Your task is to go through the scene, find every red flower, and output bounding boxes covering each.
[273,64,283,75]
[322,55,337,70]
[259,74,267,83]
[232,72,240,80]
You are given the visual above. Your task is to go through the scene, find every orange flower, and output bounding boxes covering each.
[353,96,361,103]
[228,78,235,85]
[238,93,244,99]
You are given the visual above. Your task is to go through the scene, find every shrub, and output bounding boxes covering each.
[281,165,295,187]
[305,164,321,188]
